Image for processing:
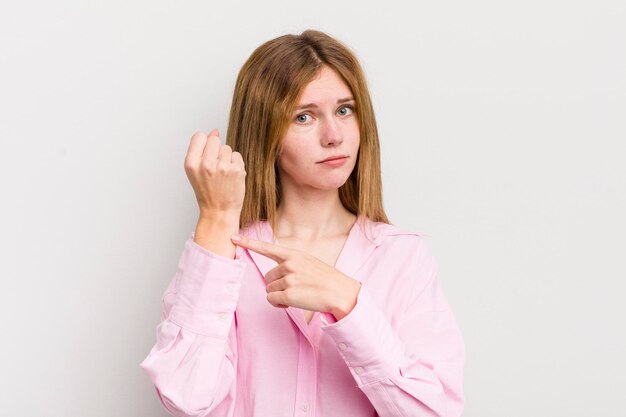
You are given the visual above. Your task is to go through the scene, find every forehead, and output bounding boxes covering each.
[298,66,352,100]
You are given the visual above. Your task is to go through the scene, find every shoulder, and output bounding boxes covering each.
[375,222,425,238]
[364,217,428,243]
[363,217,436,262]
[362,219,440,304]
[238,219,271,241]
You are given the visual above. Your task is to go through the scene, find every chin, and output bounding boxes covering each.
[314,175,351,190]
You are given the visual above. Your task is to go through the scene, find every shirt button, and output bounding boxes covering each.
[218,313,229,321]
[354,367,364,375]
[225,283,237,293]
[338,342,348,351]
[301,402,310,412]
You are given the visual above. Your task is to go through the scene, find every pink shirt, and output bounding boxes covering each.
[140,215,465,417]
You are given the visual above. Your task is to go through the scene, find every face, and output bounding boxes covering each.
[277,65,360,192]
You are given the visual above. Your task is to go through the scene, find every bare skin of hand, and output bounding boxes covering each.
[231,234,362,321]
[184,128,246,217]
[184,128,246,257]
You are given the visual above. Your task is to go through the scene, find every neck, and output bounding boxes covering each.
[275,183,356,242]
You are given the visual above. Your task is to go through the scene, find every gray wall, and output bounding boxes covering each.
[1,1,624,416]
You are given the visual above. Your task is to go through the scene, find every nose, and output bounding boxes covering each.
[320,117,343,147]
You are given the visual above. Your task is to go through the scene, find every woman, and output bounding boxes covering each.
[140,30,465,417]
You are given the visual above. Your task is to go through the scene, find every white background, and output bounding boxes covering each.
[1,1,624,416]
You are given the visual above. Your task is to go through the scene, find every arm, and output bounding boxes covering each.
[320,240,465,417]
[140,234,247,417]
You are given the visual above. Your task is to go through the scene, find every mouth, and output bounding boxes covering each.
[318,155,348,163]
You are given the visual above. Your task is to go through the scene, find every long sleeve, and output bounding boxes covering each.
[320,239,465,417]
[140,234,247,417]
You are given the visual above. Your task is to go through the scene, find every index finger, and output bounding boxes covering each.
[185,129,219,167]
[231,235,290,262]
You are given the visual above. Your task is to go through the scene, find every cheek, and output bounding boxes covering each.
[349,131,360,152]
[280,133,316,163]
[277,144,310,175]
[347,121,360,143]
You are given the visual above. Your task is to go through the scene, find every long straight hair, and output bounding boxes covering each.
[226,30,389,239]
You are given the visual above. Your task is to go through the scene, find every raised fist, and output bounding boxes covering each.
[183,129,246,218]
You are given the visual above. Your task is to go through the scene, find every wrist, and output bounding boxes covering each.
[198,210,241,226]
[331,279,361,321]
[193,212,241,259]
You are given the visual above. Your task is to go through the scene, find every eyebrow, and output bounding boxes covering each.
[295,97,355,111]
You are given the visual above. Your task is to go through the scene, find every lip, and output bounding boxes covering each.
[318,155,348,163]
[318,156,348,167]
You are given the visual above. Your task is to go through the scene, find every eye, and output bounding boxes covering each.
[337,105,355,117]
[295,113,312,124]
